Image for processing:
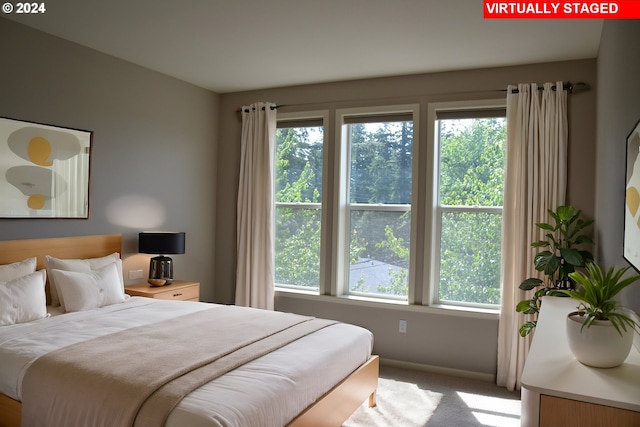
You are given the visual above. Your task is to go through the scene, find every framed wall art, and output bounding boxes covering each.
[0,117,92,218]
[624,118,640,272]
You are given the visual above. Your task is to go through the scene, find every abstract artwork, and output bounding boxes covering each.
[624,119,640,272]
[0,117,92,218]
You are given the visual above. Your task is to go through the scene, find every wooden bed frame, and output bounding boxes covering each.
[0,234,378,427]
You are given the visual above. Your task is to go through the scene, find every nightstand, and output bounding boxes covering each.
[124,280,200,302]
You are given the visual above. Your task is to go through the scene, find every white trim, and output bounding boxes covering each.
[348,203,410,212]
[274,288,499,320]
[332,114,349,296]
[275,203,321,209]
[276,110,329,122]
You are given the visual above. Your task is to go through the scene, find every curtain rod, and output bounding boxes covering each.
[238,105,280,113]
[236,81,589,112]
[507,81,590,94]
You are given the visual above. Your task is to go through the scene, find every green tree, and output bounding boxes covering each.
[439,118,505,206]
[438,118,506,304]
[275,127,323,288]
[348,121,412,296]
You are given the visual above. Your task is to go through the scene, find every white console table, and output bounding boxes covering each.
[521,296,640,427]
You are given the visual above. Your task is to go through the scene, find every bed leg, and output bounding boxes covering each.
[368,390,377,408]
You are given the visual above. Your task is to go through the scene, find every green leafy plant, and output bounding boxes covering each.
[559,263,640,336]
[516,205,594,337]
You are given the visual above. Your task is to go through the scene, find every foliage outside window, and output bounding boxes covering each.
[346,119,413,300]
[435,114,506,307]
[275,122,323,291]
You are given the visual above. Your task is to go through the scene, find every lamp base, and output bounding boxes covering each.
[148,278,174,287]
[148,256,174,287]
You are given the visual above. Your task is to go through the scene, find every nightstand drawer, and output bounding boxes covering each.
[125,280,200,302]
[152,285,199,301]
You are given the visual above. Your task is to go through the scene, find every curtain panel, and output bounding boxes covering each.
[235,102,277,310]
[497,82,568,391]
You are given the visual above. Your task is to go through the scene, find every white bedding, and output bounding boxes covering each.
[0,297,374,427]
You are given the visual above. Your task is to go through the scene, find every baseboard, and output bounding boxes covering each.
[380,357,496,383]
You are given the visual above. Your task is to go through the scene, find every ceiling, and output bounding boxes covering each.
[5,0,603,93]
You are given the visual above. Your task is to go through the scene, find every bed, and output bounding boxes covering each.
[0,234,378,427]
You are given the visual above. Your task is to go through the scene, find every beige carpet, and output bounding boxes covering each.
[343,364,521,427]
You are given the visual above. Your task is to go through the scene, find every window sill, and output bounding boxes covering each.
[275,288,499,320]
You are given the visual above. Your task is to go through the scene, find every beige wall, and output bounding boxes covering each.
[217,59,597,375]
[0,18,220,302]
[596,20,640,314]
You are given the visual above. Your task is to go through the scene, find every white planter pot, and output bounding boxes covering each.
[566,312,634,368]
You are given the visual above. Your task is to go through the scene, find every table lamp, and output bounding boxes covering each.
[138,232,185,286]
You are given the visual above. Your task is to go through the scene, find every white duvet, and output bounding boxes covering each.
[0,297,374,427]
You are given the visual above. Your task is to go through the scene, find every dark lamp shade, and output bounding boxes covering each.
[138,232,185,255]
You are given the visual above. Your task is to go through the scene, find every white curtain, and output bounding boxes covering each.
[235,102,277,310]
[497,82,568,391]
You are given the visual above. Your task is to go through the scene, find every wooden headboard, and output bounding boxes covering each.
[0,234,122,271]
[0,235,122,303]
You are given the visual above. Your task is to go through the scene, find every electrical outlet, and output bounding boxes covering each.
[399,319,407,333]
[128,269,144,280]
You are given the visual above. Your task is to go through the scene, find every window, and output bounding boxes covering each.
[430,104,506,307]
[275,100,506,312]
[337,106,418,301]
[274,113,326,292]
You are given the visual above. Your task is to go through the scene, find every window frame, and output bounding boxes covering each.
[274,100,506,314]
[424,99,507,309]
[333,105,420,301]
[274,110,329,293]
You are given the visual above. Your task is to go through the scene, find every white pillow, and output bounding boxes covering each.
[46,253,124,308]
[0,270,47,326]
[0,257,37,282]
[50,263,126,313]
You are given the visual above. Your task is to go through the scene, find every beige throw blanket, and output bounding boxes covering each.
[21,305,337,427]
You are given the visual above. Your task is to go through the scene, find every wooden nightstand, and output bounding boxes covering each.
[124,280,200,302]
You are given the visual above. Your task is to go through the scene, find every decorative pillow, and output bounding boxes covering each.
[0,257,37,282]
[46,253,124,308]
[50,263,126,313]
[0,270,47,326]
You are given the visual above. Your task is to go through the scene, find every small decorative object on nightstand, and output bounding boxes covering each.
[125,280,200,302]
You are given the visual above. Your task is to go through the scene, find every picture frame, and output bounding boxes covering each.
[624,118,640,272]
[0,117,92,218]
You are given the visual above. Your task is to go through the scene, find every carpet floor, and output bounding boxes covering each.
[342,364,521,427]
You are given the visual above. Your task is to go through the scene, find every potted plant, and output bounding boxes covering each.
[559,263,640,368]
[516,205,594,337]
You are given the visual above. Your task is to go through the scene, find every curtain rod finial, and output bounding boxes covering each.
[570,82,590,94]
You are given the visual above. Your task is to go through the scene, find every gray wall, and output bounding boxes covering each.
[596,20,640,314]
[217,59,597,375]
[0,19,220,302]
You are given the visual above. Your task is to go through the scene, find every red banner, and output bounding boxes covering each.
[484,1,640,19]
